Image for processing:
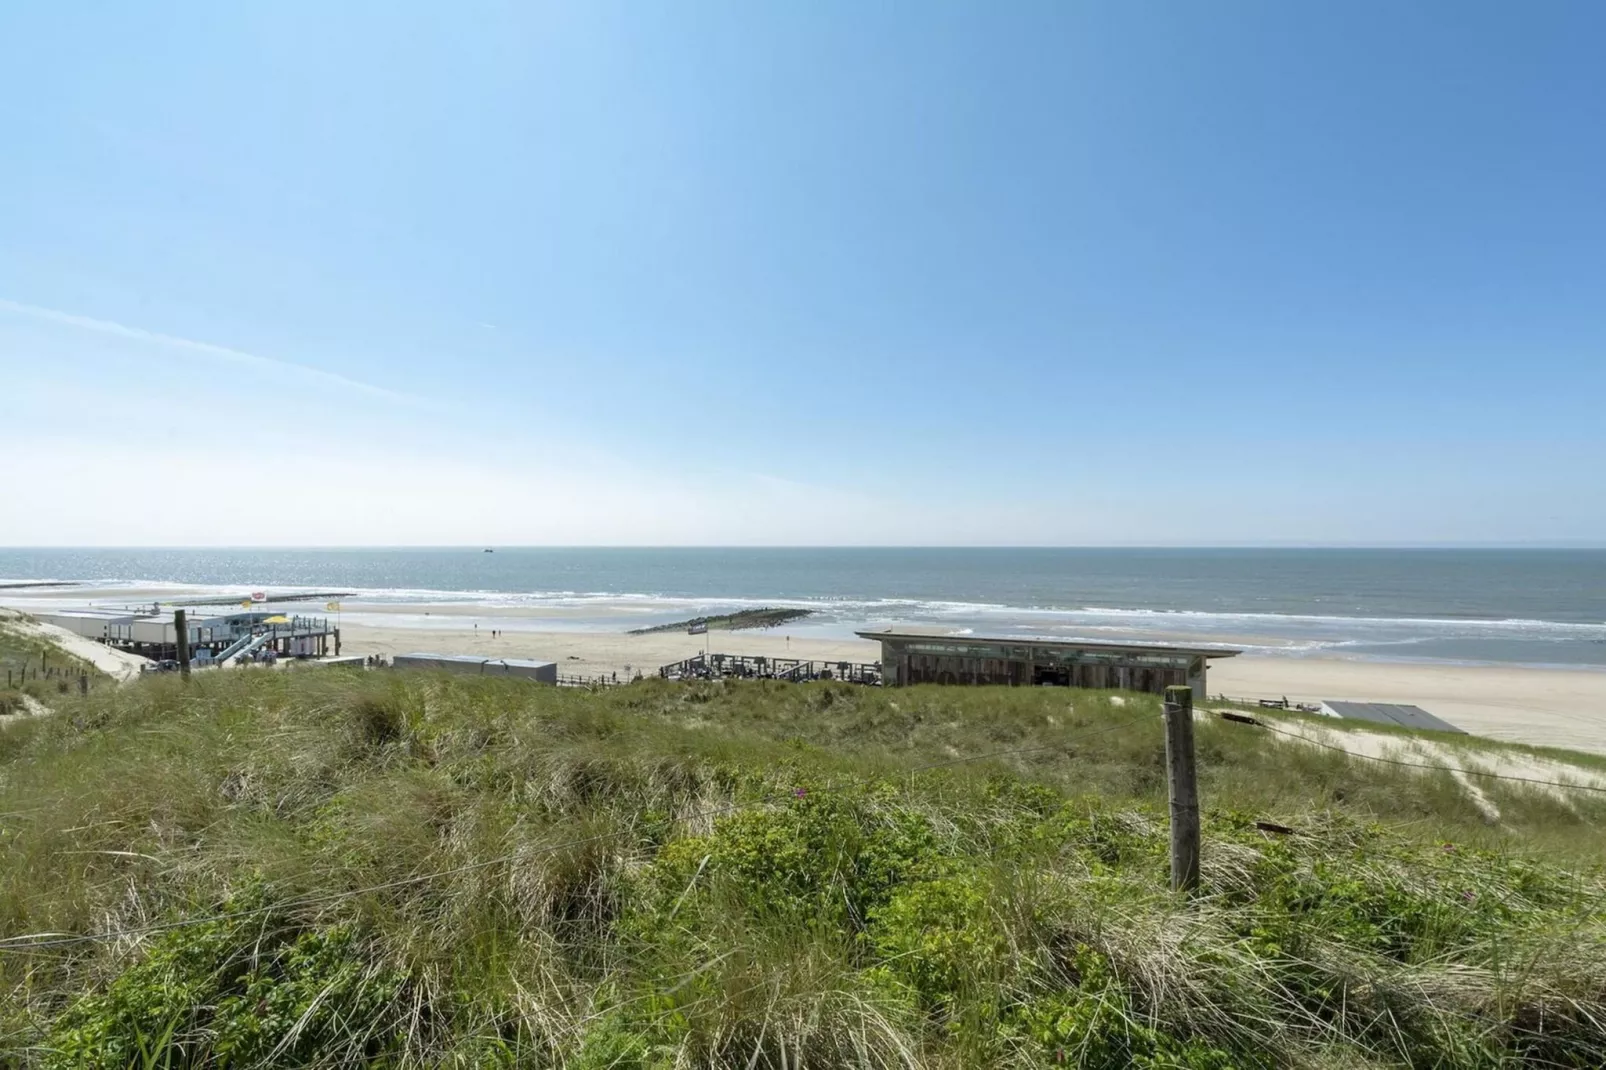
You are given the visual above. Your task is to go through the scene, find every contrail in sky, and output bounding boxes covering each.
[0,297,410,402]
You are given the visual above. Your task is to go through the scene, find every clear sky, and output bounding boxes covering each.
[2,1,1602,546]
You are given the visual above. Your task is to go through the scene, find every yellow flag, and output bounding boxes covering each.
[326,601,341,612]
[239,600,252,608]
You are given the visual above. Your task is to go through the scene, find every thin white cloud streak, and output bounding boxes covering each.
[0,431,1108,546]
[0,297,411,403]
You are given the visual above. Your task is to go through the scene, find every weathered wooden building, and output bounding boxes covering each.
[856,631,1239,696]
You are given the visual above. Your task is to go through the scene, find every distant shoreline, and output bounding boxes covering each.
[2,583,1604,672]
[4,573,1605,751]
[2,544,1604,673]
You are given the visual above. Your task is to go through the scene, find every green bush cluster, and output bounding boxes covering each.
[600,790,1245,1067]
[1004,950,1239,1070]
[6,671,1606,1067]
[44,888,408,1068]
[1229,830,1606,1065]
[641,788,942,928]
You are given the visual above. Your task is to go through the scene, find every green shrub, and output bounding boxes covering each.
[1007,963,1242,1070]
[868,868,1003,1007]
[45,889,408,1069]
[571,1011,669,1070]
[636,788,946,933]
[8,671,1606,1067]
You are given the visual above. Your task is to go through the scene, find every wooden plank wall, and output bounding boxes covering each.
[898,653,1189,695]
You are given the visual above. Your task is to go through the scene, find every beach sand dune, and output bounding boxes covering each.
[1211,657,1606,756]
[334,623,1606,756]
[6,585,1604,756]
[1,609,149,682]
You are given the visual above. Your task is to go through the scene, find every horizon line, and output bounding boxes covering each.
[3,543,1604,552]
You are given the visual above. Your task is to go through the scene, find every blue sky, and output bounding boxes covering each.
[2,1,1602,545]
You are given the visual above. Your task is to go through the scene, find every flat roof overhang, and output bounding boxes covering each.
[856,630,1240,660]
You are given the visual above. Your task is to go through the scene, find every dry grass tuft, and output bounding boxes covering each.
[1,670,1604,1067]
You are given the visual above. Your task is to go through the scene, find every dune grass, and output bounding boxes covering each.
[2,670,1605,1067]
[0,621,104,715]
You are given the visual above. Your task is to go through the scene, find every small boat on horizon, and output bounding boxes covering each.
[483,548,494,553]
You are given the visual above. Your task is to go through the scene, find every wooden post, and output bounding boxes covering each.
[175,609,191,679]
[1163,685,1200,894]
[79,674,89,695]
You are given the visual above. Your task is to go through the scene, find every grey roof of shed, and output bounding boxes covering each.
[855,631,1239,659]
[37,608,137,619]
[396,653,556,669]
[1321,701,1463,734]
[397,652,489,663]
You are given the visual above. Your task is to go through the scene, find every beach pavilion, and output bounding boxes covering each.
[856,630,1239,696]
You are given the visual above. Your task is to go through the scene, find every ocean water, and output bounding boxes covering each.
[2,547,1604,668]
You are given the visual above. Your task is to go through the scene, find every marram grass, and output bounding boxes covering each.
[2,670,1604,1067]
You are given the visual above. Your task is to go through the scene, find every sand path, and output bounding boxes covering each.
[0,610,149,682]
[1244,716,1606,820]
[1211,657,1606,756]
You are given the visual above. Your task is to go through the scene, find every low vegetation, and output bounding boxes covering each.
[0,619,104,716]
[629,608,813,635]
[2,669,1605,1067]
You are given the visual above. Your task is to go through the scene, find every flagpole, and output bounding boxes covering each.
[325,601,342,655]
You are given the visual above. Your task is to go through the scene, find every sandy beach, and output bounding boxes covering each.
[6,583,1606,757]
[1211,657,1606,755]
[330,623,1606,756]
[338,623,877,682]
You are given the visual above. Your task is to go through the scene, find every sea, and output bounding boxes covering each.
[2,547,1604,669]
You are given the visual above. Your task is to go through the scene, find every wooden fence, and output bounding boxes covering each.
[658,653,882,686]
